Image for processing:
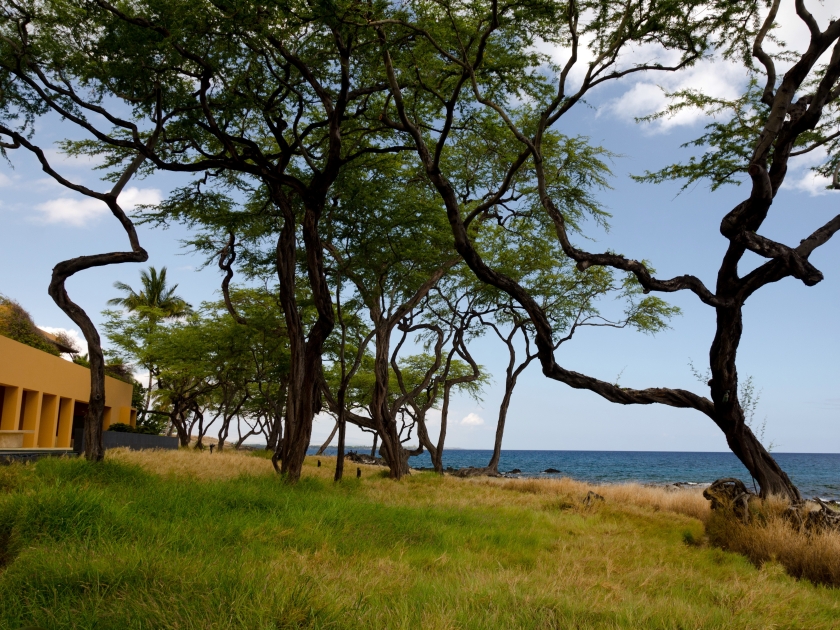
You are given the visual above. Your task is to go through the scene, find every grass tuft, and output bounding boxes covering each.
[707,496,840,586]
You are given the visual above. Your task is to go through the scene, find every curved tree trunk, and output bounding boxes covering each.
[486,380,515,474]
[316,420,339,456]
[710,305,800,500]
[41,152,152,461]
[0,132,159,462]
[487,349,535,474]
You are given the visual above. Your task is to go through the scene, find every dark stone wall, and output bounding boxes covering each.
[73,430,179,453]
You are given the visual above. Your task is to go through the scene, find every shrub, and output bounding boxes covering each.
[706,496,840,586]
[0,295,60,356]
[107,423,136,433]
[135,411,168,435]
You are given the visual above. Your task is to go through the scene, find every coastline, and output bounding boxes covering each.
[305,447,840,500]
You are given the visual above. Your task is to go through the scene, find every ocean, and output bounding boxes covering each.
[307,447,840,499]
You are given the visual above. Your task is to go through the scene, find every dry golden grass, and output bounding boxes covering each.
[707,496,840,586]
[106,448,384,481]
[476,476,711,521]
[107,447,274,479]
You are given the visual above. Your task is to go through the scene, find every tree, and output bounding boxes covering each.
[320,282,375,480]
[470,216,677,474]
[107,266,191,412]
[377,0,839,499]
[0,107,152,462]
[321,154,461,478]
[108,267,190,317]
[405,289,485,474]
[0,0,413,481]
[105,287,290,448]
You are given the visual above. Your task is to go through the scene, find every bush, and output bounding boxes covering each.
[107,423,136,433]
[0,295,60,356]
[706,496,840,586]
[135,411,168,436]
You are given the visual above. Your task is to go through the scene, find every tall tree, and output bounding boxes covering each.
[377,0,839,499]
[322,154,460,478]
[107,266,190,412]
[0,128,153,461]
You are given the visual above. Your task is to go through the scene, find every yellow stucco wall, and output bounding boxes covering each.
[0,335,135,449]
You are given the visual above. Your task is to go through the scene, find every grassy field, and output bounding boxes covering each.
[0,450,838,629]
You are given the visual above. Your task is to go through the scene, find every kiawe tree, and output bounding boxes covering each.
[321,154,461,478]
[0,20,155,460]
[470,215,678,475]
[377,0,839,498]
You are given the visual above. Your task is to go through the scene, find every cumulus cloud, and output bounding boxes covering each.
[34,187,161,226]
[460,412,484,426]
[785,171,835,197]
[538,0,838,136]
[782,147,838,197]
[599,59,745,132]
[0,172,14,187]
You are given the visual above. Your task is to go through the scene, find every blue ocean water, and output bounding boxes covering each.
[308,447,840,499]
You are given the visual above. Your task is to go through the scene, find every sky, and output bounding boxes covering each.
[1,3,838,453]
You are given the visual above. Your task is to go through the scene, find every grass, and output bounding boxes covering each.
[707,496,840,587]
[0,450,838,629]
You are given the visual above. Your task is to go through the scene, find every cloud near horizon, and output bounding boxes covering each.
[460,413,484,426]
[34,186,161,226]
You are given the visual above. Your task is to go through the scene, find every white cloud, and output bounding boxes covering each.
[460,412,484,426]
[42,148,103,170]
[599,59,745,132]
[34,186,161,226]
[37,326,88,359]
[592,3,838,133]
[786,170,835,197]
[0,172,13,187]
[783,146,838,197]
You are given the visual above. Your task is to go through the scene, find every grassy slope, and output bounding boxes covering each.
[0,451,838,629]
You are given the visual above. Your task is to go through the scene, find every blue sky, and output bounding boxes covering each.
[1,4,838,452]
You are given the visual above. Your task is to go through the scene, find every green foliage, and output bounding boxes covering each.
[104,286,290,439]
[0,295,60,356]
[108,266,191,321]
[107,423,136,433]
[131,380,146,410]
[71,354,135,384]
[633,81,768,190]
[634,65,840,191]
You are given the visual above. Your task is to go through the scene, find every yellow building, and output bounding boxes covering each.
[0,334,136,450]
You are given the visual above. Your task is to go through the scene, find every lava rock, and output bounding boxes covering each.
[543,468,561,474]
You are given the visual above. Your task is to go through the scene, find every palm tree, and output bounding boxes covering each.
[108,266,191,319]
[109,266,191,411]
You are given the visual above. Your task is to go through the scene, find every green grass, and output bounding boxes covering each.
[0,456,838,629]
